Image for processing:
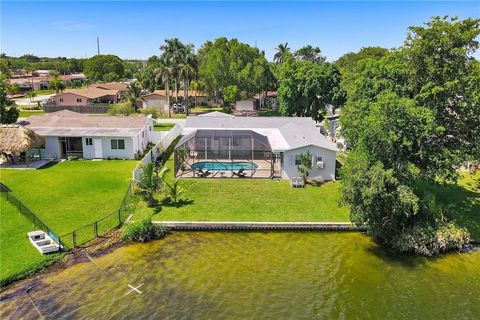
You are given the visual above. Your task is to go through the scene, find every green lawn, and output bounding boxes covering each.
[135,157,350,222]
[154,123,176,131]
[19,109,45,118]
[0,197,63,286]
[0,160,136,237]
[257,109,282,117]
[420,172,480,241]
[190,106,223,115]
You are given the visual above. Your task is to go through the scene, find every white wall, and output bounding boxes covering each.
[282,145,336,181]
[44,136,60,159]
[101,137,134,159]
[235,100,255,111]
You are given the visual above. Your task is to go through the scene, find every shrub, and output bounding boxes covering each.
[140,108,158,119]
[122,216,169,242]
[108,102,135,116]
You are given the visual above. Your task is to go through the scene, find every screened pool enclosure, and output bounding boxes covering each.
[174,130,278,178]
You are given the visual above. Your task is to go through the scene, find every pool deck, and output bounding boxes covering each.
[153,221,365,232]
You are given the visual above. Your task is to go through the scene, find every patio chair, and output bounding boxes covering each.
[232,168,247,178]
[196,169,211,178]
[291,177,305,188]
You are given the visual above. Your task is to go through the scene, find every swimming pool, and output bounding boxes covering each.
[191,161,258,171]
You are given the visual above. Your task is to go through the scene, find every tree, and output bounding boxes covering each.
[7,83,20,95]
[340,16,480,255]
[297,150,312,183]
[83,54,124,81]
[160,38,185,104]
[274,42,291,64]
[0,75,19,124]
[137,55,160,93]
[25,90,37,103]
[222,85,239,109]
[132,163,167,207]
[294,45,325,64]
[165,179,185,206]
[155,54,173,117]
[335,46,389,75]
[178,44,197,115]
[48,71,65,94]
[277,56,345,121]
[126,82,142,111]
[197,37,271,101]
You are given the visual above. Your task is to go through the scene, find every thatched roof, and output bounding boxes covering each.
[0,125,45,153]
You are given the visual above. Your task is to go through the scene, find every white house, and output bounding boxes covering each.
[234,99,257,111]
[25,110,155,160]
[176,112,338,180]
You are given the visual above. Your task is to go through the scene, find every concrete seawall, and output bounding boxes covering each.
[153,221,366,232]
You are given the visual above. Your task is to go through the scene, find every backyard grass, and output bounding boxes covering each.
[134,157,350,222]
[154,123,176,131]
[0,197,63,286]
[19,109,45,118]
[190,106,223,115]
[257,109,282,117]
[0,160,137,237]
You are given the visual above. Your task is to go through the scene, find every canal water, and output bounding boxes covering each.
[1,232,479,319]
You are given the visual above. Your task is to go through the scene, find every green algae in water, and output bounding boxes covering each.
[1,232,479,319]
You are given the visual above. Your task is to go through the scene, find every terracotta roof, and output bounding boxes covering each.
[56,88,119,99]
[26,111,149,137]
[89,82,128,92]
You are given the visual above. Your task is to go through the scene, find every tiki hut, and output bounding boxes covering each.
[0,124,45,166]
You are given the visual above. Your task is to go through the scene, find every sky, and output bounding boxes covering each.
[1,1,479,61]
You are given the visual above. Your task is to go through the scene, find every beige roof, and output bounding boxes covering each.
[57,88,119,99]
[0,125,45,153]
[26,111,149,137]
[89,82,128,92]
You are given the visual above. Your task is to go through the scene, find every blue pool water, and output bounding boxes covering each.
[192,161,258,171]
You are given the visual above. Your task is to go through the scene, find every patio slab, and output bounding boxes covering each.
[0,159,52,170]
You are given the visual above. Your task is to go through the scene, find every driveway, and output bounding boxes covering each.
[13,94,55,106]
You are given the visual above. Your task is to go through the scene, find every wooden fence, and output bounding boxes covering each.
[44,105,110,114]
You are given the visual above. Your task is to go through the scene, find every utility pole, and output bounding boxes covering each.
[97,37,100,55]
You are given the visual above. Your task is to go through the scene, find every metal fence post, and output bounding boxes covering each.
[73,230,77,248]
[118,209,122,225]
[94,221,98,238]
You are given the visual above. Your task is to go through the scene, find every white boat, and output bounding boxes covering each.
[27,230,60,254]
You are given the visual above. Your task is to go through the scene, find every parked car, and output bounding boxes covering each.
[173,103,185,113]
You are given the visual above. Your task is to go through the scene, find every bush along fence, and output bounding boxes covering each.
[133,123,183,180]
[0,183,69,250]
[57,182,137,249]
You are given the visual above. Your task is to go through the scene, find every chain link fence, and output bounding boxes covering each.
[58,182,137,248]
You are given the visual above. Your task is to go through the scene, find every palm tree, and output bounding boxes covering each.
[274,42,291,64]
[126,82,142,111]
[160,38,184,105]
[178,44,197,116]
[165,179,185,206]
[132,163,168,207]
[155,54,173,117]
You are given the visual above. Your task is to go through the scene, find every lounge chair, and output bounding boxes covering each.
[196,169,211,178]
[232,168,247,178]
[291,177,305,188]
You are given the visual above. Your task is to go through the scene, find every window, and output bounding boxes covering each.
[111,139,125,150]
[85,138,93,146]
[295,155,302,165]
[59,98,64,103]
[316,156,323,162]
[76,98,82,103]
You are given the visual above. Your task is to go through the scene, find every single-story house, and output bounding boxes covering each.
[147,90,214,107]
[175,112,338,180]
[254,91,277,110]
[8,74,86,91]
[234,99,258,111]
[25,110,154,160]
[50,88,120,106]
[141,91,169,111]
[89,82,129,97]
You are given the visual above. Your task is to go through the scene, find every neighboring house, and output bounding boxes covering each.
[25,110,154,160]
[234,99,258,111]
[51,88,120,106]
[89,82,129,97]
[8,73,86,91]
[149,90,214,107]
[140,91,169,111]
[175,112,337,180]
[254,91,278,110]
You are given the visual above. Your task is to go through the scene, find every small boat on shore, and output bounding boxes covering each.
[27,230,60,254]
